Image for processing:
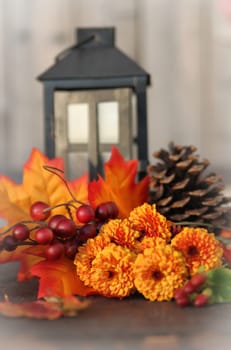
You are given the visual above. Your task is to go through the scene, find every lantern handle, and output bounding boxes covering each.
[55,34,96,62]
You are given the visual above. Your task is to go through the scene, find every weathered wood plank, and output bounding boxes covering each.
[0,0,230,183]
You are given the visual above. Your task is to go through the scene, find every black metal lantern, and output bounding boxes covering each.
[38,27,150,180]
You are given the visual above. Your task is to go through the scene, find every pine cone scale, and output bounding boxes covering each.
[172,178,190,190]
[160,174,175,184]
[158,196,173,207]
[170,197,191,208]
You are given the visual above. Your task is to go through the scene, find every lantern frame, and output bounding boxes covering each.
[38,27,150,179]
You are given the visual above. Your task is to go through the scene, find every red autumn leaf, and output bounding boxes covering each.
[0,295,90,319]
[88,146,149,218]
[30,257,95,298]
[0,148,89,280]
[220,229,231,239]
[222,244,231,265]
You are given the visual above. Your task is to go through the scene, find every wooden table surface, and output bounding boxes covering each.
[0,262,230,350]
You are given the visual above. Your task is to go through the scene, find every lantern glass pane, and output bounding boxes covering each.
[67,152,88,179]
[97,101,119,143]
[67,103,89,143]
[100,152,111,163]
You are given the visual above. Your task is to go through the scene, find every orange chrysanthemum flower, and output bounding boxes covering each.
[129,203,171,241]
[136,236,167,253]
[171,227,223,274]
[74,235,111,286]
[89,243,136,298]
[99,218,140,251]
[134,246,187,301]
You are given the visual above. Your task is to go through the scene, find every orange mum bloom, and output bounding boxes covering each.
[89,243,136,298]
[99,218,140,251]
[129,203,171,241]
[136,236,167,253]
[171,227,223,274]
[134,246,187,301]
[74,235,111,286]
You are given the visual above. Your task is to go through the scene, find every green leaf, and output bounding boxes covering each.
[206,267,231,303]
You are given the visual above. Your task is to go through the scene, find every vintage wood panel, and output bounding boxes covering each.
[137,0,231,182]
[211,0,231,181]
[0,0,230,184]
[0,0,6,171]
[137,0,202,152]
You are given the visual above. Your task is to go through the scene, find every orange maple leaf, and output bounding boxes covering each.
[0,148,89,279]
[0,148,89,224]
[30,257,94,298]
[88,146,150,218]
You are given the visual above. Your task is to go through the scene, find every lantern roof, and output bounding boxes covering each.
[38,27,150,86]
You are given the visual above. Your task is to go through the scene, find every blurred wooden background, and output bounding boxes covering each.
[0,0,231,184]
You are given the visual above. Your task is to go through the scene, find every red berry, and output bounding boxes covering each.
[175,295,190,307]
[79,224,97,241]
[12,223,30,241]
[95,203,108,220]
[95,201,118,221]
[194,294,209,307]
[64,240,78,259]
[55,218,76,238]
[96,221,104,233]
[106,201,119,218]
[48,214,67,232]
[3,235,17,251]
[45,242,64,260]
[183,280,197,294]
[30,201,50,221]
[76,205,95,223]
[35,227,54,244]
[190,273,207,289]
[174,287,187,300]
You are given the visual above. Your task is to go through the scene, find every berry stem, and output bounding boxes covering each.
[0,220,47,236]
[15,241,38,246]
[28,237,38,243]
[65,204,74,222]
[42,200,79,213]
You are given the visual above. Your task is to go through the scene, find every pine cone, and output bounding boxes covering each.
[147,142,231,231]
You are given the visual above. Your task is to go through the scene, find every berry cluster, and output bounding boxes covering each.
[174,272,211,307]
[0,200,119,261]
